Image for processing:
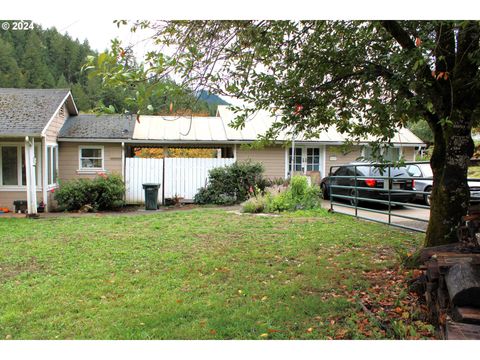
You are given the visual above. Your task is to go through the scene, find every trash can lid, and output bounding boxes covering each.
[142,183,161,189]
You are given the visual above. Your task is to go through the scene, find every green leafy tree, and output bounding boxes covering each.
[408,119,434,145]
[90,20,480,247]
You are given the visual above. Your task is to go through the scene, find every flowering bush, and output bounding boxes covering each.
[242,176,321,213]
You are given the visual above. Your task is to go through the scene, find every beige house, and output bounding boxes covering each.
[0,89,78,214]
[0,88,424,213]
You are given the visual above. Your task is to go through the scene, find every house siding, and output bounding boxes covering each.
[58,142,123,181]
[324,145,363,176]
[236,145,286,179]
[44,104,68,143]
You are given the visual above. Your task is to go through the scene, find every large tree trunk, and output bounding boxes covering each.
[423,22,480,247]
[425,119,474,246]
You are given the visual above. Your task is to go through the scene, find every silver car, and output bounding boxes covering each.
[406,163,480,206]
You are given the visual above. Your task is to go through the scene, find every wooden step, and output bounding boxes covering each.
[453,307,480,325]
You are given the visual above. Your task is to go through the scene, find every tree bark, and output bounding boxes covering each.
[425,117,473,246]
[424,22,480,247]
[445,263,480,307]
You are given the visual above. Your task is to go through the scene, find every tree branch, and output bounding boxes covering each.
[380,21,416,50]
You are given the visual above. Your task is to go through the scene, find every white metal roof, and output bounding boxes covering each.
[132,106,425,145]
[133,116,228,142]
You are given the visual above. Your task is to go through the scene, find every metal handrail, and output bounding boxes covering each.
[327,161,441,233]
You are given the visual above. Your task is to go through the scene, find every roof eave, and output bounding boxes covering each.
[57,137,127,143]
[0,133,42,138]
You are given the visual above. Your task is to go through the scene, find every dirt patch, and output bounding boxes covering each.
[0,257,47,284]
[229,210,281,217]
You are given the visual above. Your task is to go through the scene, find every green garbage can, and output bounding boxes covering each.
[142,183,161,210]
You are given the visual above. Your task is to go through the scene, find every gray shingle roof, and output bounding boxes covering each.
[0,88,73,135]
[59,114,135,139]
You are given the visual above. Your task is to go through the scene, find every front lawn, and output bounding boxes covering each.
[0,208,435,339]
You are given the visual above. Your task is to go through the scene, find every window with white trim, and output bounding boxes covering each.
[46,145,58,185]
[0,144,41,187]
[79,146,104,170]
[363,146,401,162]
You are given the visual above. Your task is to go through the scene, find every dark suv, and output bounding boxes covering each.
[320,162,415,206]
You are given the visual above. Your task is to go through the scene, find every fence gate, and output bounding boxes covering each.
[125,157,235,204]
[125,158,164,204]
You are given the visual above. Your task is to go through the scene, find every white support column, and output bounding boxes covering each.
[290,138,295,178]
[121,142,125,180]
[25,136,37,216]
[42,136,48,212]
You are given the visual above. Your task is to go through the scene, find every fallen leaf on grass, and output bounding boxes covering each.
[260,333,269,338]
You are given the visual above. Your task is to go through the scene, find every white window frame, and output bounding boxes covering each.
[46,144,59,188]
[286,145,325,177]
[78,145,105,172]
[361,145,403,161]
[0,142,42,190]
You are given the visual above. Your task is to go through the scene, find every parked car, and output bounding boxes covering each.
[321,162,415,206]
[405,163,480,206]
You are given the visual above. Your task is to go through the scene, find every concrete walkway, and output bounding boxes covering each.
[321,199,429,232]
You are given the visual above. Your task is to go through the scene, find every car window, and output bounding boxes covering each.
[345,167,356,176]
[370,166,409,177]
[418,163,433,177]
[406,165,422,177]
[355,166,371,176]
[334,167,347,176]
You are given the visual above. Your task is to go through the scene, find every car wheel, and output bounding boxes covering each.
[321,183,330,200]
[349,188,358,206]
[424,186,432,206]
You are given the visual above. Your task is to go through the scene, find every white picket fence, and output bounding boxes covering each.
[125,157,235,204]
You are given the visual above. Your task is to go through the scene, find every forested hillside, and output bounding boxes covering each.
[0,24,226,115]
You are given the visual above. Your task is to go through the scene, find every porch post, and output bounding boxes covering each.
[290,137,295,178]
[25,136,37,216]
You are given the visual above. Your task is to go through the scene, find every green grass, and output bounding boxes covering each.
[0,208,428,339]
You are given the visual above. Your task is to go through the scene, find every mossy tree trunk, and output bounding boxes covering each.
[423,23,479,247]
[425,116,474,246]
